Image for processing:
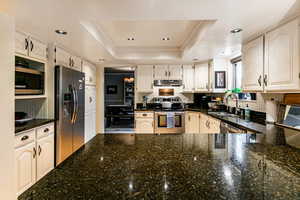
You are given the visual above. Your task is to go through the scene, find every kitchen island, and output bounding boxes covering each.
[19,132,300,200]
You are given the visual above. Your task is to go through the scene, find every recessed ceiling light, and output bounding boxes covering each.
[162,37,170,41]
[230,28,243,34]
[55,30,67,35]
[99,58,105,62]
[127,37,135,41]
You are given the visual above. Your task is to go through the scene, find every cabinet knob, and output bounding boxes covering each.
[44,128,49,133]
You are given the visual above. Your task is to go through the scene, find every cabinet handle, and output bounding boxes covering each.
[165,71,168,77]
[69,57,72,66]
[33,147,36,158]
[72,59,74,67]
[30,41,34,51]
[89,97,93,103]
[142,114,147,117]
[25,38,29,50]
[206,83,208,90]
[168,71,171,77]
[264,75,268,86]
[38,145,42,156]
[258,75,262,86]
[188,116,191,121]
[44,128,49,133]
[21,135,29,141]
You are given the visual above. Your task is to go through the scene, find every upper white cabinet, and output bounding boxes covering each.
[82,61,97,86]
[54,46,82,71]
[265,19,300,91]
[154,65,182,80]
[15,31,28,56]
[242,36,264,91]
[168,65,182,80]
[136,65,154,93]
[71,55,82,71]
[182,65,195,92]
[154,65,169,80]
[15,31,47,61]
[194,63,209,92]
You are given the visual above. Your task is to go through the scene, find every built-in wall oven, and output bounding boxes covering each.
[154,112,185,134]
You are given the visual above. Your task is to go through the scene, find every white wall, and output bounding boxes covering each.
[0,13,15,200]
[96,66,105,134]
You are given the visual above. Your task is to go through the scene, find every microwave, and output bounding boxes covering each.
[15,66,45,95]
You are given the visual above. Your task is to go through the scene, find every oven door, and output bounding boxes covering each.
[155,112,184,134]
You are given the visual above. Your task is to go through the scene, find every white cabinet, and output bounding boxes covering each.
[185,112,200,133]
[85,86,96,143]
[242,36,264,91]
[54,46,82,71]
[265,19,300,91]
[154,65,182,80]
[135,112,154,134]
[136,66,154,93]
[15,31,28,56]
[55,47,71,67]
[194,63,209,92]
[182,65,195,92]
[154,65,169,80]
[168,65,182,80]
[15,142,36,196]
[82,61,96,86]
[36,134,54,181]
[71,55,82,71]
[15,31,47,61]
[29,37,47,61]
[15,123,54,197]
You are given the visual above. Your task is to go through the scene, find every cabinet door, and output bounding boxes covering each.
[55,47,71,67]
[36,134,54,181]
[194,63,209,92]
[154,65,169,80]
[242,36,264,91]
[168,65,182,80]
[182,65,195,92]
[71,56,82,71]
[15,142,36,196]
[185,112,200,133]
[85,86,96,143]
[82,61,96,85]
[265,19,300,91]
[136,66,154,92]
[15,31,28,56]
[135,118,153,134]
[199,114,209,133]
[29,37,47,61]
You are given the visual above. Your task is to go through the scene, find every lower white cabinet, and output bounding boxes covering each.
[185,112,200,133]
[15,141,36,197]
[135,112,154,134]
[36,134,54,181]
[15,123,54,197]
[85,86,96,143]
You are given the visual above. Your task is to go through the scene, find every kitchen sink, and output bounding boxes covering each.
[208,112,239,118]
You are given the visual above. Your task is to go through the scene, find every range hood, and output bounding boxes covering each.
[154,80,182,87]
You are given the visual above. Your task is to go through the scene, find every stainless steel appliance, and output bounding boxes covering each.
[155,111,185,134]
[154,80,182,86]
[55,66,85,165]
[220,122,245,133]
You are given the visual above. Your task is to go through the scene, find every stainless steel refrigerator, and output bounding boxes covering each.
[55,65,85,165]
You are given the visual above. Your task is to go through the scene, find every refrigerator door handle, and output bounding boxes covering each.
[71,85,76,124]
[74,88,79,123]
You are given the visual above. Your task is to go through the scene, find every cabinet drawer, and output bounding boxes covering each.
[36,123,54,139]
[135,112,154,118]
[15,130,35,148]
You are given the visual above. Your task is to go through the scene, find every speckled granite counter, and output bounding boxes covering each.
[19,132,300,200]
[15,119,55,135]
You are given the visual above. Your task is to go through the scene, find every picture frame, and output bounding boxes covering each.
[215,71,226,89]
[106,85,118,94]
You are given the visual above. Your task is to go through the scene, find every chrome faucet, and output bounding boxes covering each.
[224,92,239,115]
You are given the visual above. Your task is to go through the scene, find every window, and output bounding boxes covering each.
[231,57,256,101]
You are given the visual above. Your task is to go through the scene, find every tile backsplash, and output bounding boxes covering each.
[15,99,48,119]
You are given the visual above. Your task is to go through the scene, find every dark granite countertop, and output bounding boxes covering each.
[15,119,55,135]
[19,132,300,200]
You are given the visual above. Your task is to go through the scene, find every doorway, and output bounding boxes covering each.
[104,67,135,133]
